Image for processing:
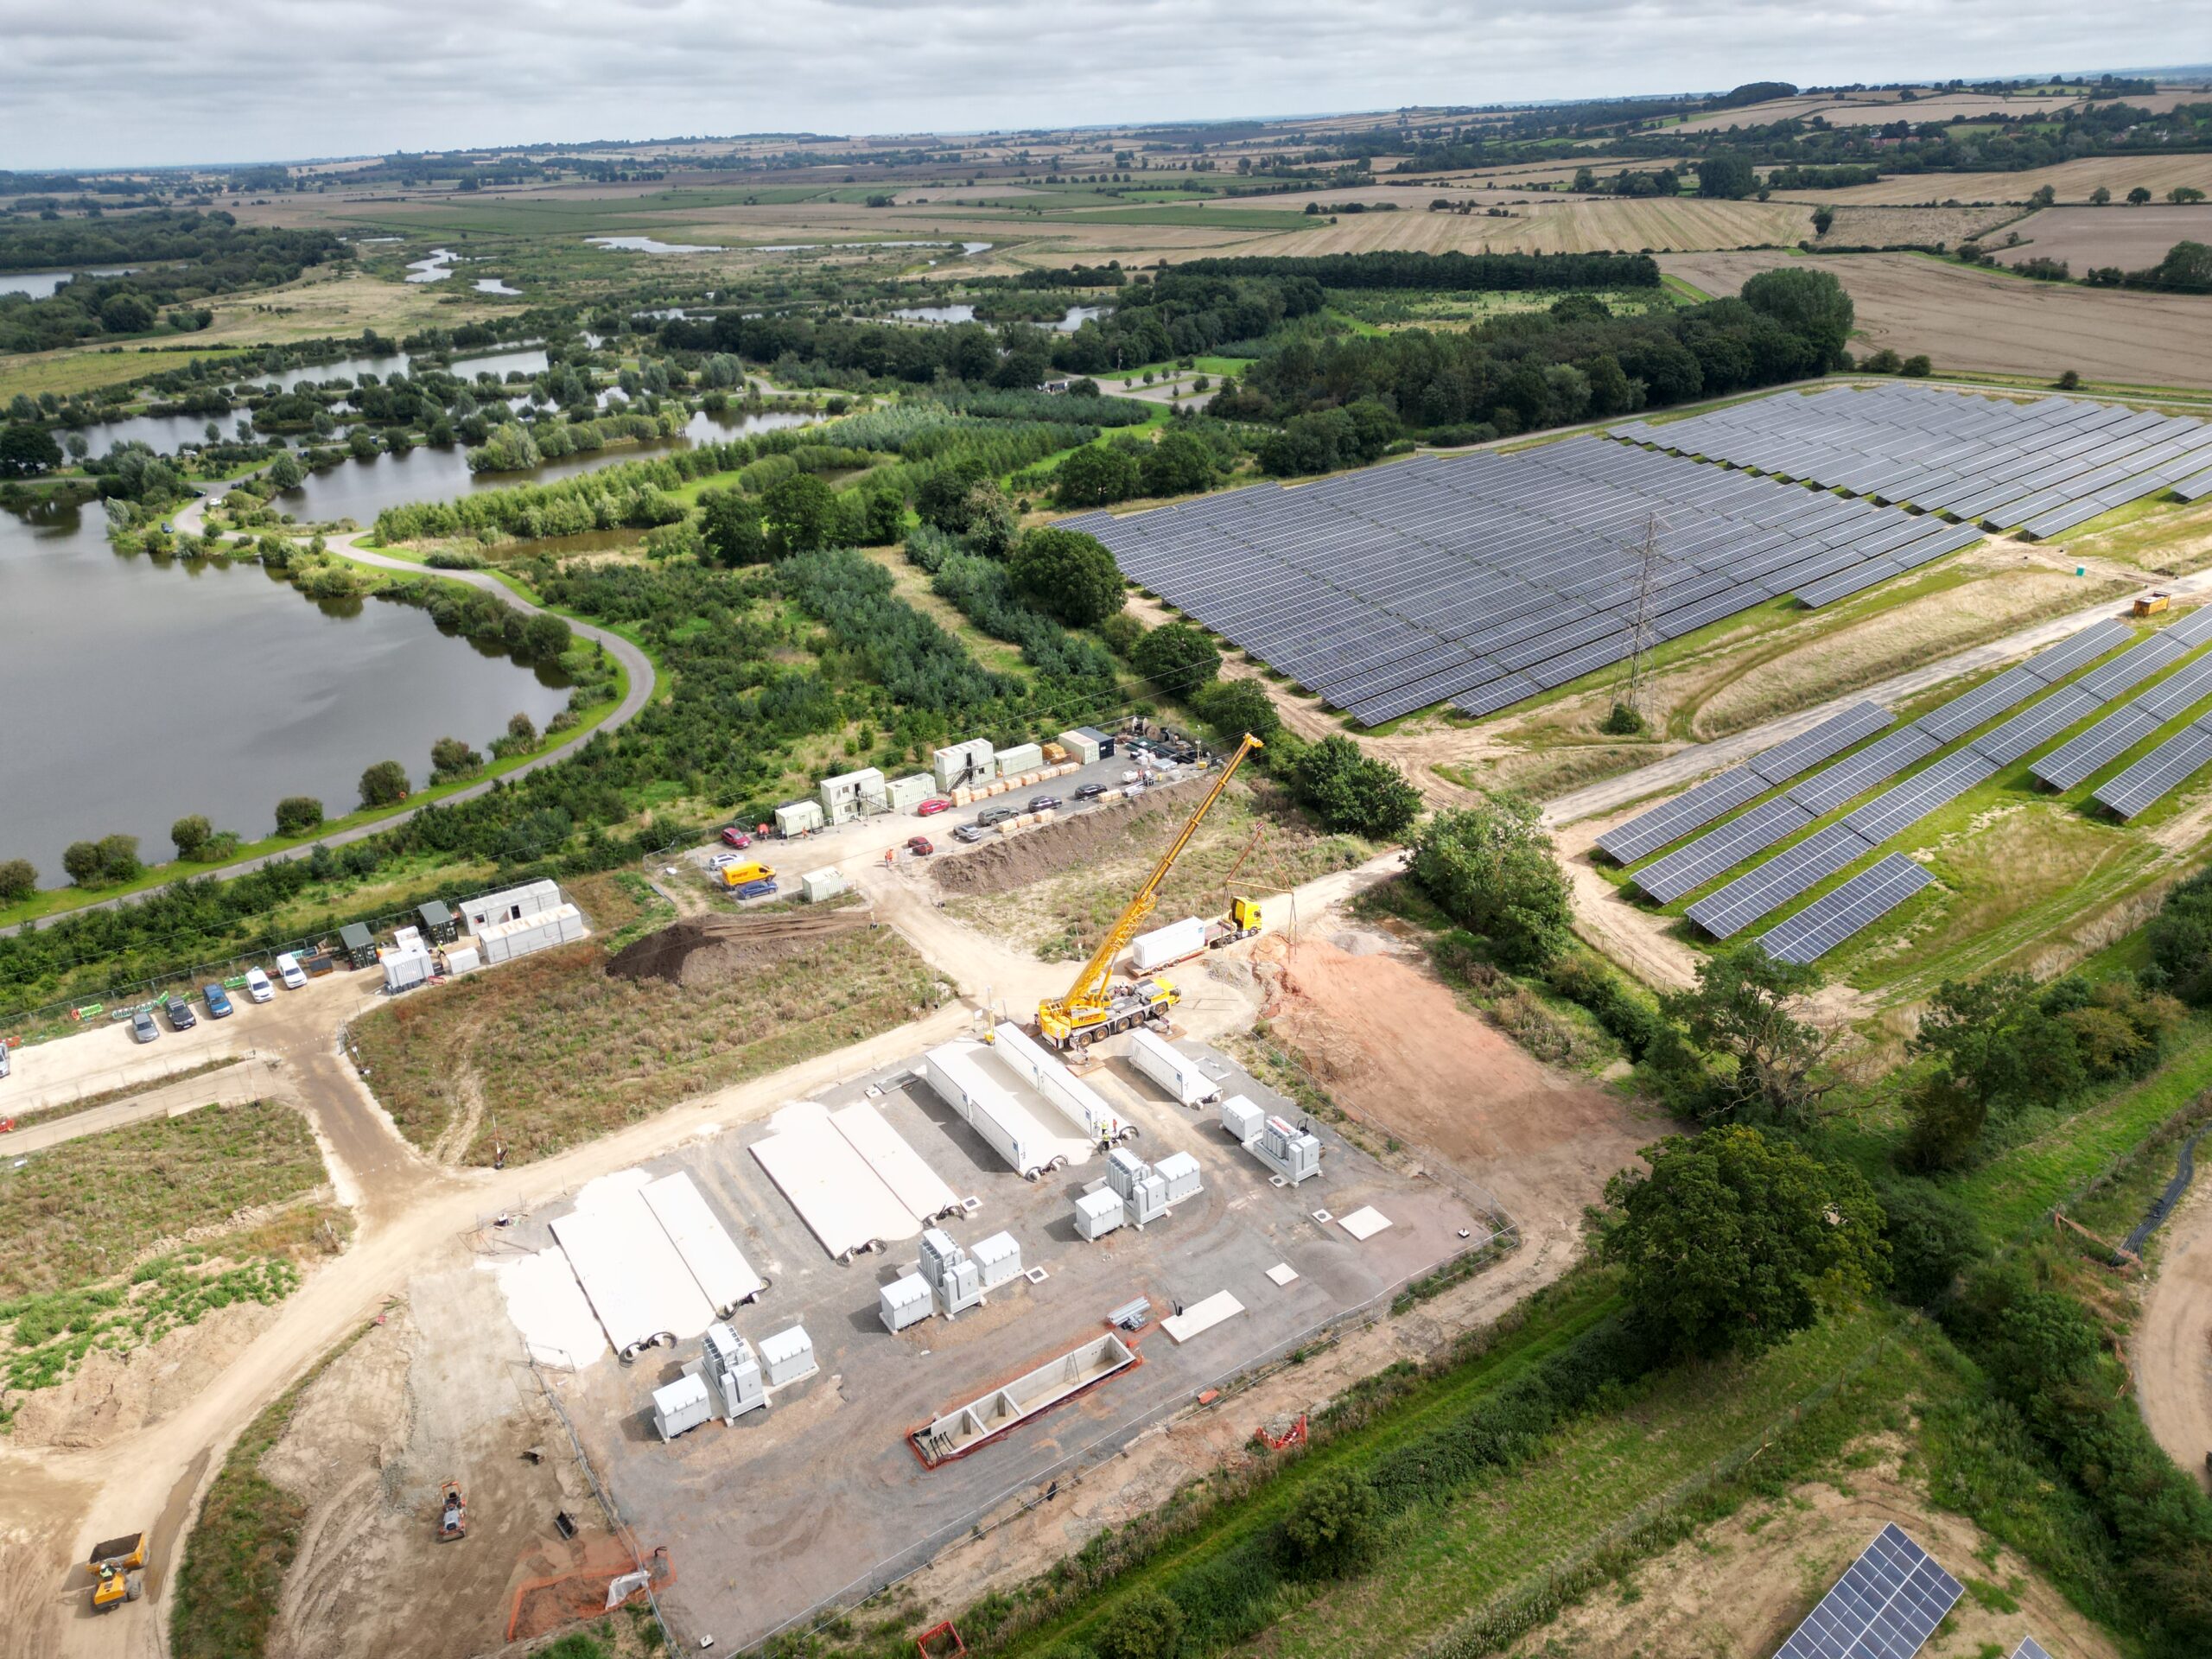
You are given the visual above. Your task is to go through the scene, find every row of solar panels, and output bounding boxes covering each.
[1614,383,2212,543]
[2026,604,2212,815]
[1071,435,1985,725]
[1772,1521,2059,1659]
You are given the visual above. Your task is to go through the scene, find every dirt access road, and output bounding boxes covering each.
[2136,1178,2212,1491]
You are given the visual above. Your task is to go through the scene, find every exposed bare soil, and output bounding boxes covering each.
[1993,204,2212,270]
[1659,251,2212,387]
[931,777,1211,899]
[2135,1178,2212,1492]
[606,909,874,986]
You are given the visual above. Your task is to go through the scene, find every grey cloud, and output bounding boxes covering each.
[0,0,2197,169]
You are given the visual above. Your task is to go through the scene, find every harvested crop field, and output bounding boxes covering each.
[1669,89,2085,133]
[1795,155,2212,207]
[351,925,944,1166]
[1992,203,2212,270]
[1659,250,2212,388]
[938,781,1370,959]
[1814,203,2029,250]
[1243,197,1812,258]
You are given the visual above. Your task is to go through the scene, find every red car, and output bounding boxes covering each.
[915,798,951,817]
[721,826,753,849]
[906,836,935,857]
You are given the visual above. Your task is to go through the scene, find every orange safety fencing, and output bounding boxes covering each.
[505,1539,673,1643]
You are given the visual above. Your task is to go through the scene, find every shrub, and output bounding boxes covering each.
[1277,1467,1381,1578]
[1096,610,1144,658]
[0,857,35,904]
[274,797,324,837]
[1192,678,1282,746]
[1877,1179,1982,1306]
[170,815,213,860]
[358,760,410,809]
[1291,736,1420,839]
[1096,1590,1185,1659]
[1009,527,1125,627]
[1409,795,1573,969]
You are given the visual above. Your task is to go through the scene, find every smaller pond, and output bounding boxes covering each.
[0,265,136,299]
[881,302,1103,331]
[226,345,550,396]
[474,277,522,296]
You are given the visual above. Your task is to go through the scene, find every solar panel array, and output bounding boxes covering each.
[2092,719,2212,819]
[2012,1640,2054,1659]
[1773,1523,1964,1659]
[2032,617,2212,790]
[1069,435,1984,725]
[1597,702,1890,863]
[1615,383,2212,541]
[1758,855,1933,964]
[1689,823,1873,938]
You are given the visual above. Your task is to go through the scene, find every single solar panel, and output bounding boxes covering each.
[2012,1639,2054,1659]
[1773,1523,1965,1659]
[1758,855,1932,964]
[2075,632,2189,702]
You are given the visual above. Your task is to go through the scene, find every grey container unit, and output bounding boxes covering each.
[1075,1188,1125,1241]
[339,922,378,969]
[1219,1096,1266,1143]
[759,1325,817,1389]
[702,1323,766,1421]
[1076,725,1116,759]
[971,1230,1022,1289]
[880,1273,933,1334]
[416,899,458,944]
[652,1373,713,1443]
[1154,1150,1204,1205]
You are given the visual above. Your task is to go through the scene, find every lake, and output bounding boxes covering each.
[226,344,550,396]
[0,493,572,879]
[0,266,137,299]
[885,302,1103,331]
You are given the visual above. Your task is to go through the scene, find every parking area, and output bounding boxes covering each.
[518,1031,1484,1650]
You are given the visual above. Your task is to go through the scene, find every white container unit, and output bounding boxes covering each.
[995,742,1044,779]
[819,766,887,825]
[1154,1150,1204,1205]
[1075,1188,1124,1241]
[1058,728,1102,766]
[759,1325,817,1389]
[922,1041,1060,1179]
[444,944,483,975]
[880,1272,933,1334]
[775,799,825,837]
[800,868,847,904]
[1219,1095,1266,1144]
[933,739,995,792]
[886,772,936,810]
[991,1021,1129,1143]
[1130,916,1208,973]
[652,1373,713,1442]
[461,879,562,937]
[381,946,432,991]
[970,1230,1022,1290]
[1128,1028,1220,1106]
[479,903,586,964]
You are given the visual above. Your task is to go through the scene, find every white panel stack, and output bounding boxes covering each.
[991,1021,1128,1142]
[830,1102,960,1223]
[1128,1029,1221,1105]
[640,1172,763,1317]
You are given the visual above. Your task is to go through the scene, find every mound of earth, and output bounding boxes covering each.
[931,777,1209,899]
[606,910,873,987]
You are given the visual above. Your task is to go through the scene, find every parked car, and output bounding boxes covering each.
[915,798,951,817]
[165,997,196,1032]
[977,806,1017,828]
[202,983,233,1018]
[953,823,990,844]
[1074,783,1106,800]
[130,1008,160,1044]
[243,968,274,1003]
[906,836,934,857]
[1028,794,1061,813]
[275,952,307,990]
[0,1044,12,1080]
[720,825,754,849]
[734,878,778,900]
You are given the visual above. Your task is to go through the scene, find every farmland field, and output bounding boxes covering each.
[1780,153,2212,206]
[1992,203,2212,270]
[1659,249,2212,388]
[1207,197,1813,260]
[1665,87,2085,134]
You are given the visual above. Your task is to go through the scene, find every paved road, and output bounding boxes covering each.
[2,494,657,937]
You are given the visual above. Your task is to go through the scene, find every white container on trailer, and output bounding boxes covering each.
[880,1273,933,1333]
[652,1373,713,1442]
[1131,916,1208,973]
[1075,1188,1124,1241]
[1128,1028,1220,1106]
[1154,1150,1204,1205]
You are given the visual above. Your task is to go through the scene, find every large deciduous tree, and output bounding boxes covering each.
[1008,527,1124,626]
[1408,793,1573,970]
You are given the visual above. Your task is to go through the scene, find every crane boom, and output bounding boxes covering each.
[1037,734,1262,1046]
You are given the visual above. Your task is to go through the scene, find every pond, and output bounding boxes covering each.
[882,302,1103,331]
[407,248,459,283]
[474,277,522,296]
[588,236,724,255]
[0,266,137,299]
[0,492,571,879]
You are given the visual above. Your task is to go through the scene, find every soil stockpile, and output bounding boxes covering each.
[931,777,1211,899]
[607,910,873,986]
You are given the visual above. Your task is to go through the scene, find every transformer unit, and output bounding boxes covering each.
[1106,1147,1169,1226]
[919,1226,986,1318]
[652,1373,713,1443]
[759,1325,817,1389]
[971,1230,1022,1290]
[1219,1096,1321,1185]
[701,1323,766,1421]
[1154,1150,1203,1204]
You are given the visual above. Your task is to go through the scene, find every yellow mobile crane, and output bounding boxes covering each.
[1037,734,1263,1048]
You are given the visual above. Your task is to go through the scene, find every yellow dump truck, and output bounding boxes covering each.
[86,1531,146,1612]
[715,861,775,888]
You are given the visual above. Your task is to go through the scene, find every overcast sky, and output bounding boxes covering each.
[2,0,2203,172]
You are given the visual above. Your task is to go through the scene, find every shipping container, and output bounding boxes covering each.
[922,1041,1058,1179]
[1127,1028,1222,1106]
[995,742,1044,778]
[885,772,936,811]
[1131,916,1208,973]
[819,766,887,825]
[933,739,995,792]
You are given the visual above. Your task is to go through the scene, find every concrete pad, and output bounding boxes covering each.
[830,1101,958,1223]
[482,1247,607,1368]
[641,1171,763,1315]
[750,1100,918,1260]
[1266,1262,1300,1287]
[1163,1290,1245,1343]
[550,1179,716,1359]
[1339,1205,1392,1241]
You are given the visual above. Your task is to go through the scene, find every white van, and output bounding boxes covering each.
[275,952,307,990]
[244,967,274,1003]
